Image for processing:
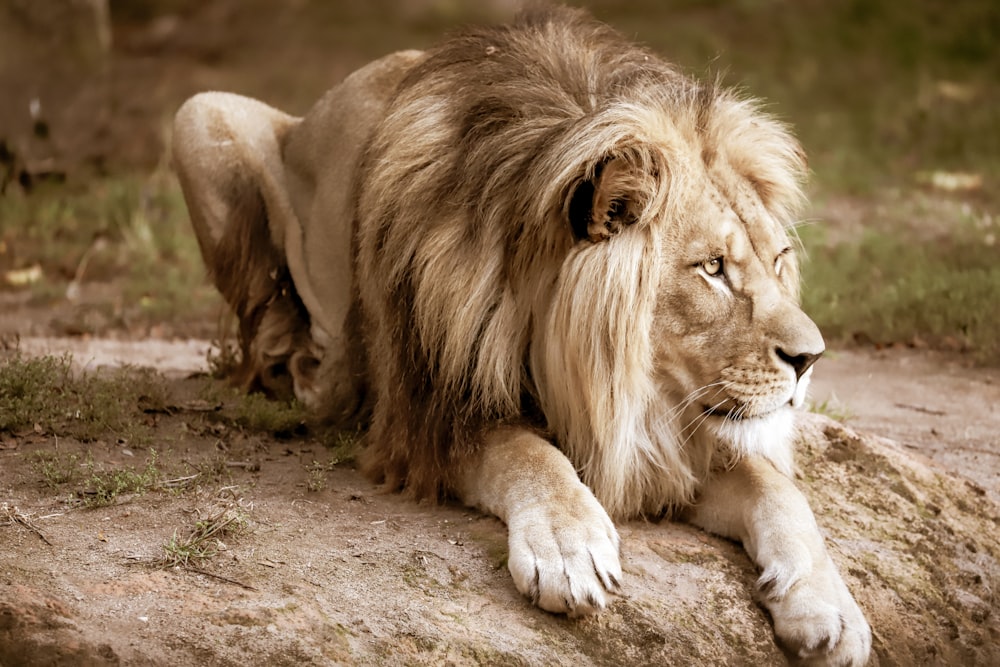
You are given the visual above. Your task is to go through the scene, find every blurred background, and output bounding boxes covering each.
[1,0,998,361]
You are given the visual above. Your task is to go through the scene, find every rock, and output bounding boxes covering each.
[0,584,119,666]
[0,412,996,665]
[794,413,999,665]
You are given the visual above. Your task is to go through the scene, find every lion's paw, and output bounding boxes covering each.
[758,557,871,666]
[506,487,621,617]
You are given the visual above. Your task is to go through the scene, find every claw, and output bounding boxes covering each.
[529,568,541,606]
[757,573,779,599]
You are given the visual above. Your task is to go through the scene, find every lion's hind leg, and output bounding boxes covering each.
[172,93,320,402]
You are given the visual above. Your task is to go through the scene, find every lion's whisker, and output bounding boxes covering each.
[676,394,731,451]
[665,381,727,422]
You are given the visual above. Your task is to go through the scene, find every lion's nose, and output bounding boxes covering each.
[776,347,823,380]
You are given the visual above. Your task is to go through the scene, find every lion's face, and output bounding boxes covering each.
[650,178,824,455]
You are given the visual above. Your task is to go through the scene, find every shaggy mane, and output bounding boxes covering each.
[355,6,806,514]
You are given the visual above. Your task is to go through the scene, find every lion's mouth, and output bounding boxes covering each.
[701,400,791,422]
[702,405,755,422]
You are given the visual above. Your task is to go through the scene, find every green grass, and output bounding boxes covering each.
[232,392,309,436]
[0,354,163,443]
[0,349,318,441]
[305,460,330,493]
[81,450,161,507]
[324,430,360,465]
[799,221,1000,362]
[32,450,85,489]
[0,169,218,326]
[30,448,162,507]
[810,396,854,423]
[302,431,359,491]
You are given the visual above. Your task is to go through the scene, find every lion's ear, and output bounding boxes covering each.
[567,158,642,243]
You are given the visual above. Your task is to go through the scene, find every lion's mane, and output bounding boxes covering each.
[355,7,806,517]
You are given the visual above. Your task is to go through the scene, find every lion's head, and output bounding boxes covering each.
[516,75,823,517]
[355,7,822,517]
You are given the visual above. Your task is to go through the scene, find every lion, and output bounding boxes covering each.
[172,7,871,664]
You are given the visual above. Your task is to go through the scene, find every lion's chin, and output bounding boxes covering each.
[703,407,796,475]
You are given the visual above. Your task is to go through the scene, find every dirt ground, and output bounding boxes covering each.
[810,348,1000,505]
[2,336,998,666]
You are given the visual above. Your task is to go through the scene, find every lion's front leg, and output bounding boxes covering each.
[457,427,622,617]
[686,456,872,666]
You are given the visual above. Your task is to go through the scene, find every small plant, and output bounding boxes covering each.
[205,336,240,380]
[0,354,74,433]
[305,460,331,492]
[191,456,231,486]
[127,366,172,414]
[324,430,359,465]
[157,505,250,568]
[79,450,161,507]
[31,450,84,489]
[810,396,854,423]
[33,448,163,506]
[234,392,308,435]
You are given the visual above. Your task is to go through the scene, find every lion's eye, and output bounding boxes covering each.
[775,247,792,277]
[702,257,724,277]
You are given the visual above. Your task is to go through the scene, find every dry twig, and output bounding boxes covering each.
[1,502,53,546]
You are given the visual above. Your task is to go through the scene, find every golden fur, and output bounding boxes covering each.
[355,9,806,512]
[173,7,871,663]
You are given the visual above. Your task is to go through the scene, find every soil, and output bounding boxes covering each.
[810,348,1000,504]
[1,336,998,666]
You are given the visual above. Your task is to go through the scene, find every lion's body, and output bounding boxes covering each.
[173,7,871,664]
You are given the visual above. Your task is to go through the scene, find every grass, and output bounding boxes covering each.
[302,431,359,491]
[305,460,330,493]
[799,219,1000,362]
[0,353,164,443]
[810,396,854,424]
[0,350,314,442]
[0,168,220,329]
[80,450,161,507]
[30,448,162,507]
[194,372,312,435]
[233,392,309,436]
[32,450,85,489]
[156,504,251,568]
[3,354,354,507]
